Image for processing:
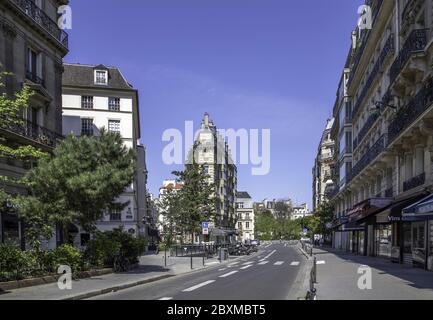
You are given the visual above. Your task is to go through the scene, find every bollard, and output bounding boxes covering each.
[313,256,317,283]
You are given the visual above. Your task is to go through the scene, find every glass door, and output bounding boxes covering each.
[412,221,426,268]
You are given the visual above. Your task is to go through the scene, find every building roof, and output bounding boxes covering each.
[236,191,251,199]
[62,63,134,90]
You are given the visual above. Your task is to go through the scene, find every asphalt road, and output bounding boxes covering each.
[89,243,307,300]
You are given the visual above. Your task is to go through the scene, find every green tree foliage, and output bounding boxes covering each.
[255,208,303,240]
[16,130,136,248]
[313,201,335,235]
[157,187,183,247]
[172,163,215,242]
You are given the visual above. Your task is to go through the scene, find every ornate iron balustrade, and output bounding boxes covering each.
[353,111,380,150]
[347,0,384,88]
[389,28,427,84]
[1,118,63,148]
[25,71,45,87]
[403,173,425,192]
[9,0,69,49]
[388,77,433,144]
[352,34,395,118]
[347,134,387,183]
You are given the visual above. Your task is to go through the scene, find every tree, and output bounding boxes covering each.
[255,209,275,240]
[172,164,215,244]
[157,187,183,248]
[314,201,335,236]
[16,130,136,248]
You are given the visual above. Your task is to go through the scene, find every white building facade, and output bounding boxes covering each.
[235,192,255,242]
[61,63,147,245]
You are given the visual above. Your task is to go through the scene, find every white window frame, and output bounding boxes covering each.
[94,70,108,85]
[108,119,121,133]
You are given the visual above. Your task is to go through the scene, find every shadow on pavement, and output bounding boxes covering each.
[315,247,433,290]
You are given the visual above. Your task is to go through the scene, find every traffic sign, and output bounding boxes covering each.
[202,222,209,229]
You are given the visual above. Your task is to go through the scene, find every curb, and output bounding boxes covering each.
[62,274,175,300]
[298,245,311,260]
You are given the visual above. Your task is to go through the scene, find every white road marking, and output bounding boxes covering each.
[263,250,276,260]
[218,268,227,271]
[219,271,239,278]
[290,261,300,266]
[182,280,215,292]
[240,264,253,270]
[242,261,254,265]
[206,262,220,266]
[158,297,173,300]
[317,260,326,265]
[228,262,240,267]
[274,261,284,266]
[258,261,269,265]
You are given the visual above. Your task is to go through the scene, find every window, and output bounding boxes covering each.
[108,120,120,133]
[81,96,94,109]
[81,118,94,136]
[110,209,122,221]
[246,222,250,229]
[203,166,209,174]
[95,70,108,85]
[109,97,120,111]
[27,48,38,76]
[238,222,242,229]
[245,213,250,220]
[237,202,244,209]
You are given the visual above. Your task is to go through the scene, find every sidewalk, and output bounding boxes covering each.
[313,247,433,300]
[0,252,241,300]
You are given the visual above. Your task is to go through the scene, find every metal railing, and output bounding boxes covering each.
[25,71,45,87]
[403,173,426,192]
[389,28,428,84]
[9,0,69,48]
[0,118,63,148]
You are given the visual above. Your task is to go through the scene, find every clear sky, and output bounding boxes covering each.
[66,0,363,209]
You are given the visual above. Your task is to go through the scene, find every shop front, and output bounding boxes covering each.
[402,194,433,271]
[345,198,393,256]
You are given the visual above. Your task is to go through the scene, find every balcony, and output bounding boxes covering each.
[388,77,433,144]
[9,0,69,49]
[352,34,395,118]
[347,0,385,88]
[403,173,425,192]
[353,111,380,150]
[347,134,388,184]
[25,71,45,87]
[0,118,63,148]
[389,28,428,85]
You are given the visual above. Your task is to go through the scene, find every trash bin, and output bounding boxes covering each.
[219,248,228,261]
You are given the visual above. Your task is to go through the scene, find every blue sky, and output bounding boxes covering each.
[66,0,362,208]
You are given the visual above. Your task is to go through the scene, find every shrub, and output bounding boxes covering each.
[108,228,147,265]
[0,244,36,281]
[83,232,121,268]
[51,244,82,274]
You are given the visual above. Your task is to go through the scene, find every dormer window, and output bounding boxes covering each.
[94,70,108,85]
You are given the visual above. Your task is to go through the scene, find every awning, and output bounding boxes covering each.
[374,193,429,223]
[347,198,392,223]
[342,221,365,231]
[403,193,433,220]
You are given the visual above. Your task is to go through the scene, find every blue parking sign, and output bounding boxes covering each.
[202,222,209,229]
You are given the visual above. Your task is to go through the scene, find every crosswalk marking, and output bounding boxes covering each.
[228,262,240,267]
[182,280,215,292]
[263,250,276,260]
[258,261,269,265]
[242,261,254,265]
[206,262,220,266]
[158,297,173,300]
[240,264,253,270]
[274,261,284,266]
[219,271,238,278]
[290,261,300,266]
[316,260,326,265]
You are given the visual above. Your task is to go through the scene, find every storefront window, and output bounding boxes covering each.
[412,221,426,268]
[375,225,391,257]
[359,231,365,255]
[403,222,412,254]
[428,220,433,271]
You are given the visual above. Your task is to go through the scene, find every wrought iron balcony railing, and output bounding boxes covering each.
[0,118,63,148]
[353,111,380,151]
[347,134,388,184]
[403,173,425,192]
[25,71,45,87]
[9,0,69,49]
[347,0,384,88]
[352,34,394,118]
[388,77,433,144]
[389,28,428,84]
